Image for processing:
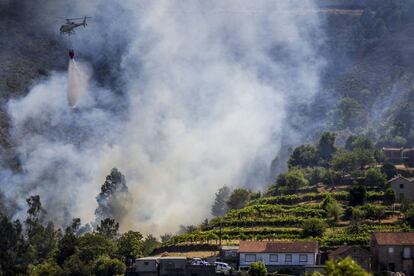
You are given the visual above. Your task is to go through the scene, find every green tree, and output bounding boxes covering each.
[349,185,367,206]
[326,201,343,221]
[142,235,160,256]
[95,168,130,223]
[248,261,267,276]
[345,135,374,151]
[384,188,396,205]
[0,216,28,274]
[288,144,318,168]
[324,256,369,276]
[117,231,143,260]
[93,255,126,276]
[211,185,231,217]
[96,218,119,239]
[77,233,117,263]
[284,168,309,193]
[335,97,366,129]
[381,162,398,180]
[227,188,250,210]
[28,260,63,276]
[331,150,358,174]
[62,254,92,275]
[302,218,326,237]
[364,168,387,187]
[55,231,78,266]
[318,132,337,163]
[353,148,376,170]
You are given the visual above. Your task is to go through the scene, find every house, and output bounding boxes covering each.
[328,246,370,271]
[371,232,414,274]
[383,148,404,164]
[219,245,239,269]
[158,257,187,276]
[388,175,414,201]
[238,240,318,275]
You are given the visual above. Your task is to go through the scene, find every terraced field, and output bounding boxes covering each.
[165,191,407,250]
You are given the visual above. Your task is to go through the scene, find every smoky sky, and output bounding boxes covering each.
[1,0,325,235]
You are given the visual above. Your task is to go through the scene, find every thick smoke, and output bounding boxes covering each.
[1,0,324,235]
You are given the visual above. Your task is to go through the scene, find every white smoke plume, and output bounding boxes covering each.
[68,60,90,108]
[1,0,324,235]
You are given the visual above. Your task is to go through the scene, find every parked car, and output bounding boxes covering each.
[191,258,210,266]
[214,261,232,274]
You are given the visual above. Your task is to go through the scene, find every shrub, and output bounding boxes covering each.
[248,261,267,276]
[364,168,387,187]
[384,188,396,205]
[94,255,126,276]
[302,218,326,237]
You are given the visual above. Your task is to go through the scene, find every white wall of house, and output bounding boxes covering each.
[239,252,316,267]
[390,178,414,201]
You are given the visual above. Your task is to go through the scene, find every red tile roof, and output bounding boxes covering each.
[239,241,318,253]
[329,246,369,258]
[373,232,414,245]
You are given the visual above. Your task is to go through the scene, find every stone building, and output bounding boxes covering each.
[371,232,414,274]
[328,246,370,271]
[388,175,414,201]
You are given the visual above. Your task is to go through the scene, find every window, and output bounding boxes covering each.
[285,254,292,263]
[404,247,411,258]
[400,184,404,189]
[299,254,308,263]
[270,254,278,262]
[144,262,149,265]
[388,247,394,254]
[245,254,256,263]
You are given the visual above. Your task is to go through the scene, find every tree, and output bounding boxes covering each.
[318,132,337,163]
[227,188,250,210]
[345,135,374,151]
[364,168,387,187]
[324,257,369,276]
[325,200,343,221]
[160,233,173,243]
[331,150,358,174]
[95,168,131,223]
[384,188,396,205]
[56,231,79,266]
[28,260,63,276]
[381,162,398,180]
[334,97,366,129]
[302,218,326,237]
[117,231,143,261]
[288,144,318,168]
[248,261,267,276]
[142,235,160,256]
[77,233,117,263]
[351,206,365,223]
[362,204,386,222]
[284,168,309,193]
[349,185,367,206]
[96,218,119,239]
[211,186,230,217]
[0,216,28,275]
[93,255,126,276]
[62,254,92,275]
[353,148,376,170]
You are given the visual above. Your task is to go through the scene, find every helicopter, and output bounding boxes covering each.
[59,16,91,35]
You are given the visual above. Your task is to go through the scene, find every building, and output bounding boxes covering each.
[328,246,370,271]
[388,175,414,201]
[219,245,239,269]
[383,148,404,164]
[238,240,318,275]
[133,257,158,276]
[371,232,414,274]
